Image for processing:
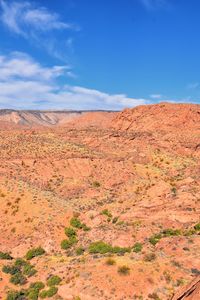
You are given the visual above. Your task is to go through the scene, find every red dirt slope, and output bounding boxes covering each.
[112,102,200,131]
[64,111,116,129]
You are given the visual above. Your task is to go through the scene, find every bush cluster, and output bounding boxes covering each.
[149,224,200,246]
[0,251,13,260]
[88,241,131,255]
[39,286,58,298]
[149,229,181,246]
[65,227,76,238]
[26,247,45,260]
[6,281,45,300]
[10,272,27,285]
[2,258,37,286]
[61,218,90,251]
[61,227,78,250]
[149,234,162,246]
[162,228,181,237]
[61,238,76,250]
[70,217,90,231]
[6,274,60,300]
[47,275,62,287]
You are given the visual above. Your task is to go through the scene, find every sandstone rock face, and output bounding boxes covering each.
[172,276,200,300]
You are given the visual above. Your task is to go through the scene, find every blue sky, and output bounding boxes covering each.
[0,0,200,110]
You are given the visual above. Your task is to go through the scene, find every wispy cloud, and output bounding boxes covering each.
[0,1,78,60]
[150,94,162,99]
[138,0,168,10]
[187,82,199,90]
[0,52,148,110]
[0,52,73,81]
[0,0,76,35]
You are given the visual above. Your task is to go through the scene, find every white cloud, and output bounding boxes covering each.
[0,52,72,81]
[0,0,75,35]
[23,8,72,31]
[187,82,199,90]
[150,94,162,99]
[0,52,148,110]
[0,1,78,60]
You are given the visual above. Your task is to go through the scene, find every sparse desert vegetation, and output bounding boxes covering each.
[0,103,200,299]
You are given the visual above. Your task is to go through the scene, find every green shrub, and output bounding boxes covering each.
[149,234,162,246]
[2,265,20,275]
[61,239,71,250]
[70,217,82,229]
[47,275,62,286]
[39,286,58,298]
[23,263,37,277]
[24,282,45,300]
[14,258,27,267]
[118,265,130,275]
[64,227,76,238]
[27,288,39,300]
[0,251,13,260]
[82,223,91,231]
[69,217,90,232]
[111,246,131,254]
[6,275,43,299]
[39,290,47,299]
[162,228,181,237]
[61,236,77,250]
[76,247,85,255]
[101,209,112,218]
[10,272,27,285]
[3,259,36,280]
[149,228,183,246]
[6,290,25,300]
[194,223,200,231]
[88,241,130,255]
[88,241,112,254]
[132,242,143,253]
[29,281,45,290]
[69,236,78,244]
[26,247,45,260]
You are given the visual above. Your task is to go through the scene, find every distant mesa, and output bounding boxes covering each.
[0,103,200,130]
[0,109,116,128]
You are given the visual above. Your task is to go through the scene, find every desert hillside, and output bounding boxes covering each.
[0,103,200,300]
[112,102,200,131]
[0,110,116,127]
